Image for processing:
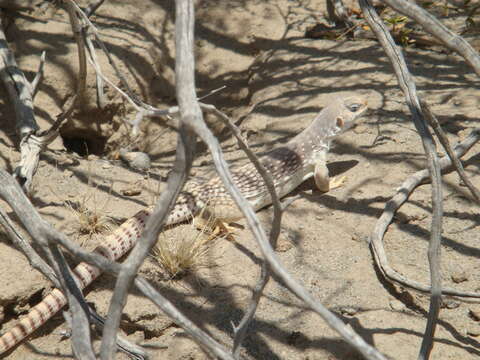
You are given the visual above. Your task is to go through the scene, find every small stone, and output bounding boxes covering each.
[442,299,460,309]
[276,234,293,252]
[340,306,358,316]
[102,162,113,169]
[467,324,480,337]
[119,148,151,170]
[389,300,406,312]
[351,232,362,242]
[469,308,480,321]
[121,181,142,196]
[451,270,468,284]
[122,188,142,196]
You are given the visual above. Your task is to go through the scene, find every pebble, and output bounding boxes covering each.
[119,148,151,170]
[469,308,480,321]
[340,306,358,316]
[442,300,460,309]
[466,324,480,337]
[451,270,468,284]
[276,234,293,252]
[121,187,142,196]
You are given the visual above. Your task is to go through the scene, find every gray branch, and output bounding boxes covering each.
[359,2,443,358]
[420,99,480,204]
[199,104,283,358]
[379,0,480,76]
[370,128,480,298]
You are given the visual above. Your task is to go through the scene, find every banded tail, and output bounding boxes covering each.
[0,209,150,355]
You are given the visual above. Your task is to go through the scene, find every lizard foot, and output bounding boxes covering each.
[329,175,347,190]
[193,216,237,241]
[213,220,238,241]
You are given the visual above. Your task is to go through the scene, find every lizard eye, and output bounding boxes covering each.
[348,103,362,112]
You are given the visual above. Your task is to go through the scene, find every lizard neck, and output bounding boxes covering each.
[287,120,338,165]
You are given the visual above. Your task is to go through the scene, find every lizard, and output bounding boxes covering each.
[0,93,367,355]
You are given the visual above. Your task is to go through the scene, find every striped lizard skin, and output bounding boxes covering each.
[0,94,367,355]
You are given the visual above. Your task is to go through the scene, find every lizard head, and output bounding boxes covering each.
[333,95,368,133]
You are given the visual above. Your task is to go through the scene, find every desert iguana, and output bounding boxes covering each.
[0,94,367,355]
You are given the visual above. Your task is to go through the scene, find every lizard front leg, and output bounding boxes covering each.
[314,161,331,192]
[314,161,346,192]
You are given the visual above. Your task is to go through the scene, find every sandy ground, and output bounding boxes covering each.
[1,0,480,359]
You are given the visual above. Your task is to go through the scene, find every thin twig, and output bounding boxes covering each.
[85,33,107,108]
[379,0,480,76]
[0,207,59,287]
[369,128,480,298]
[29,50,46,98]
[85,0,106,17]
[48,0,88,134]
[98,0,200,357]
[199,103,283,358]
[359,1,443,358]
[420,99,480,204]
[89,309,148,360]
[0,168,235,359]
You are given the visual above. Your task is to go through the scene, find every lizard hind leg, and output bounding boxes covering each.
[193,196,244,241]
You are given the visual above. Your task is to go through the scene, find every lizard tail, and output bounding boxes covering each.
[0,209,151,355]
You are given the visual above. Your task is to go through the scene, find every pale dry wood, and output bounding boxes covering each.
[200,104,283,358]
[99,1,214,358]
[359,1,444,358]
[369,128,480,298]
[378,0,480,76]
[420,99,480,204]
[0,167,233,358]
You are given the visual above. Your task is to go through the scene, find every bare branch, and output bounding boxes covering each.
[29,50,46,98]
[85,0,106,17]
[369,128,480,298]
[358,1,443,358]
[89,309,148,360]
[48,245,96,360]
[98,0,200,357]
[47,0,88,134]
[420,99,480,204]
[379,0,480,76]
[199,103,283,358]
[0,206,59,287]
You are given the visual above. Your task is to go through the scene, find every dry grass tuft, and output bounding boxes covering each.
[65,200,112,237]
[49,161,115,246]
[151,211,222,279]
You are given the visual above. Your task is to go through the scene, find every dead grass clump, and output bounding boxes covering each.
[65,200,112,237]
[151,214,222,279]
